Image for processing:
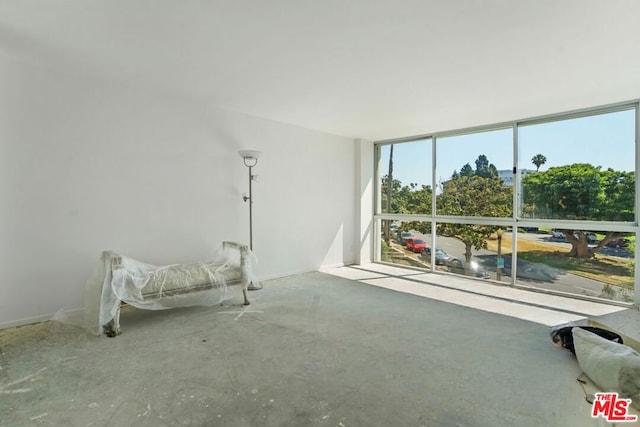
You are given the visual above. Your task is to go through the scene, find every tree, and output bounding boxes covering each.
[436,174,512,266]
[600,168,635,221]
[428,154,512,271]
[384,144,394,243]
[523,163,603,220]
[381,177,433,218]
[474,154,498,178]
[459,163,474,177]
[531,154,547,171]
[522,163,635,258]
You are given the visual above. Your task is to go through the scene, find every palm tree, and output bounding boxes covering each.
[531,154,547,172]
[384,144,394,242]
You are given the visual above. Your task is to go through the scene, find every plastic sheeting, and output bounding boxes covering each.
[85,242,257,335]
[573,327,640,410]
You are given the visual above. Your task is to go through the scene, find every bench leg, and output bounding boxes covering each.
[243,288,250,306]
[103,303,122,337]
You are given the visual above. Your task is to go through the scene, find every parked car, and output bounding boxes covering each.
[521,227,539,233]
[551,230,597,244]
[606,238,630,248]
[583,232,597,244]
[442,257,490,279]
[420,247,452,265]
[405,237,427,253]
[569,231,597,243]
[399,232,414,246]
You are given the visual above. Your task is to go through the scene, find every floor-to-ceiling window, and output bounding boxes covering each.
[432,128,514,282]
[374,102,638,305]
[377,139,432,268]
[515,108,636,301]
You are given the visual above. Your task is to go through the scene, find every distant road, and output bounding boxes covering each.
[511,231,572,249]
[511,231,633,258]
[402,231,607,298]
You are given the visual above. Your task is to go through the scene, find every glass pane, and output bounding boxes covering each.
[436,129,513,217]
[519,109,636,221]
[435,222,512,282]
[513,228,634,302]
[380,220,433,268]
[379,139,432,215]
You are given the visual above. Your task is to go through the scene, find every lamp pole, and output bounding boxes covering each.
[239,150,261,291]
[247,163,253,251]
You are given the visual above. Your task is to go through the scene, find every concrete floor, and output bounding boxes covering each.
[0,269,636,426]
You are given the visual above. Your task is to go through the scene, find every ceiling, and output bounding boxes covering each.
[1,1,640,141]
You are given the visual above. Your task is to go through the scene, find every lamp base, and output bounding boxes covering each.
[248,282,263,291]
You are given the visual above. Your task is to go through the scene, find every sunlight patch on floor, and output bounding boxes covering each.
[324,264,627,327]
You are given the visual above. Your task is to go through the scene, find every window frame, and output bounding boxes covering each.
[373,100,640,306]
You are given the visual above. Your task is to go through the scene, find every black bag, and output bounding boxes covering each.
[550,326,623,354]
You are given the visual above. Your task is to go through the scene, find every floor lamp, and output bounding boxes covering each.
[239,150,262,290]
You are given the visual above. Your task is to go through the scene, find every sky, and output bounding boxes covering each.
[379,108,636,189]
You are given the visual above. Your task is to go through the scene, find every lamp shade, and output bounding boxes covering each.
[238,150,262,160]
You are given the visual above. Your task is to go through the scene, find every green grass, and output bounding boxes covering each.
[518,250,634,288]
[488,233,635,288]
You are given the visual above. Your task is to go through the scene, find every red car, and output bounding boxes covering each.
[405,237,427,253]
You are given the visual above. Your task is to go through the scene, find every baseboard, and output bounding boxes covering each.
[0,264,356,331]
[257,268,321,282]
[318,262,348,271]
[252,262,352,282]
[0,308,85,331]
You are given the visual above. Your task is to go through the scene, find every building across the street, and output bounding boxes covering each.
[498,169,536,186]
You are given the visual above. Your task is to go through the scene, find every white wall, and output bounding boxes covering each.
[0,56,356,328]
[355,139,374,264]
